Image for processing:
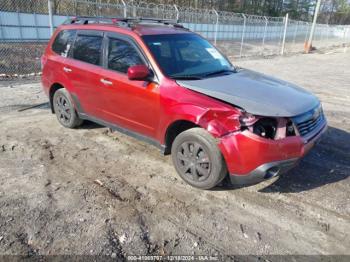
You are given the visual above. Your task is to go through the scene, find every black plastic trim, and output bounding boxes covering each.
[78,112,166,154]
[229,158,299,185]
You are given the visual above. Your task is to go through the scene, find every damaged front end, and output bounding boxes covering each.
[218,105,327,185]
[238,104,327,143]
[239,112,296,140]
[177,69,328,185]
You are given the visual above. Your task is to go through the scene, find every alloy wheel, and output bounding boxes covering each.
[55,94,72,125]
[176,141,211,182]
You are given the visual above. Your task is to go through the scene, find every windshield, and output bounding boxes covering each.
[142,34,234,79]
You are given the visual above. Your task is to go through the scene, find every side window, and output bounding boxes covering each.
[72,35,103,65]
[108,38,144,73]
[52,30,76,57]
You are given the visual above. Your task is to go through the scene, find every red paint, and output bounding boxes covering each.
[127,65,151,80]
[41,23,322,178]
[219,131,304,175]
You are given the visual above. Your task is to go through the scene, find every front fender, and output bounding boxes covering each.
[158,103,241,143]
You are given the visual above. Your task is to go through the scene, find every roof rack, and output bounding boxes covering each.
[63,16,182,28]
[63,16,125,26]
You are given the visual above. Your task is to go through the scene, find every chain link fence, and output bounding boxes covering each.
[1,0,350,77]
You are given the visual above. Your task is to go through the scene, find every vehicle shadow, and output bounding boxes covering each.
[15,102,50,112]
[17,102,104,130]
[78,120,104,130]
[214,126,350,193]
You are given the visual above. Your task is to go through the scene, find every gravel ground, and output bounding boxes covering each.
[0,49,349,259]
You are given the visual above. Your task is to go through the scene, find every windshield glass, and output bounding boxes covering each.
[142,34,233,79]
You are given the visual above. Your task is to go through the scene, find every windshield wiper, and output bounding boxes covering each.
[170,75,203,80]
[202,69,236,78]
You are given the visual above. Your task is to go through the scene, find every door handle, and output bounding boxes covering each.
[63,67,72,73]
[100,78,113,86]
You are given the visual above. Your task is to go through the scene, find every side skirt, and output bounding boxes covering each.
[78,113,166,155]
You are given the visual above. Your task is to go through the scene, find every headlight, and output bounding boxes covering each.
[239,112,257,127]
[252,118,277,139]
[239,111,296,140]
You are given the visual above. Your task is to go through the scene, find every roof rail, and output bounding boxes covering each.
[63,16,181,27]
[63,16,126,25]
[123,17,180,25]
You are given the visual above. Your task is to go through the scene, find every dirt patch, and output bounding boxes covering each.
[0,49,349,258]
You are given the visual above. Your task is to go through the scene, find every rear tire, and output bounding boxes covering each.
[53,88,83,128]
[171,128,227,189]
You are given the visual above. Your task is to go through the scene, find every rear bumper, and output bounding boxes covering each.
[219,121,327,185]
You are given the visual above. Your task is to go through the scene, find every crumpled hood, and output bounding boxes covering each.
[177,69,320,117]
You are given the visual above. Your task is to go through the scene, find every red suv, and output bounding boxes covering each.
[41,17,327,189]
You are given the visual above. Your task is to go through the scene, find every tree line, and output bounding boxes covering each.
[143,0,350,24]
[155,0,350,24]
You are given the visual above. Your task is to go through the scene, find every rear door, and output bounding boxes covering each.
[42,29,76,94]
[98,33,160,138]
[65,30,104,118]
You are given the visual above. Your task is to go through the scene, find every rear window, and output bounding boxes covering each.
[72,35,103,66]
[52,30,76,57]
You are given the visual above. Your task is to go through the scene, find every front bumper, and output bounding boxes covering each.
[219,120,327,185]
[229,158,299,185]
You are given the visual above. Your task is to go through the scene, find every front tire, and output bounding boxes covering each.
[53,88,83,128]
[171,128,227,189]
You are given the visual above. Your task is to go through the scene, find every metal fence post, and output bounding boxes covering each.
[132,5,136,18]
[343,26,347,42]
[98,0,102,17]
[121,0,127,18]
[281,13,289,55]
[17,11,23,40]
[305,0,322,53]
[174,4,179,22]
[0,13,3,40]
[345,27,349,53]
[304,22,310,43]
[213,9,219,45]
[48,0,54,36]
[240,14,246,57]
[320,25,325,42]
[326,24,330,42]
[293,21,299,45]
[262,16,268,47]
[34,13,39,41]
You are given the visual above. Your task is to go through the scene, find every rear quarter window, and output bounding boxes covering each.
[52,30,76,57]
[72,35,103,66]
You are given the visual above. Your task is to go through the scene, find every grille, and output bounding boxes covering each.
[294,107,325,137]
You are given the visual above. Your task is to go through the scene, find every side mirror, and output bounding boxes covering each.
[127,65,151,81]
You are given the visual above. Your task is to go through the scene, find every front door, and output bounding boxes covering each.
[98,34,160,138]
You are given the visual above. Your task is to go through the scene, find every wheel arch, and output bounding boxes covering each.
[49,83,65,113]
[164,119,199,155]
